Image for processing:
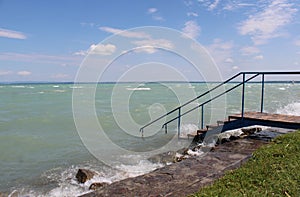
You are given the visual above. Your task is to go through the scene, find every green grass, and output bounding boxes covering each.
[193,131,300,197]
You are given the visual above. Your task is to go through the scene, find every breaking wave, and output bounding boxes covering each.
[276,102,300,116]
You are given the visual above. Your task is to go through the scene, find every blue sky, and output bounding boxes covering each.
[0,0,300,82]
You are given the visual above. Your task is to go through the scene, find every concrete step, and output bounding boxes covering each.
[217,120,226,126]
[206,124,219,130]
[197,129,208,134]
[187,129,207,139]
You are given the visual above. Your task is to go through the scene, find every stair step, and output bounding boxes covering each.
[217,120,225,125]
[197,129,208,134]
[187,129,207,139]
[206,124,219,130]
[217,119,231,125]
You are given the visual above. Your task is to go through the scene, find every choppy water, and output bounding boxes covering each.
[0,82,299,196]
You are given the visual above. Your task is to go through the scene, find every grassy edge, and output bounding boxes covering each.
[192,131,300,197]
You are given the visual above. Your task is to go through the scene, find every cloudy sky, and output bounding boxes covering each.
[0,0,300,82]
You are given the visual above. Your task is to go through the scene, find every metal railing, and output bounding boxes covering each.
[139,71,300,137]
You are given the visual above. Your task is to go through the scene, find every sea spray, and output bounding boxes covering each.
[276,102,300,116]
[178,123,199,138]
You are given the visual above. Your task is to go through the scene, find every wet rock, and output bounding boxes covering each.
[247,130,282,141]
[89,182,109,190]
[190,133,205,146]
[148,151,177,164]
[76,169,96,183]
[148,150,187,164]
[218,138,231,144]
[241,127,262,135]
[229,135,240,141]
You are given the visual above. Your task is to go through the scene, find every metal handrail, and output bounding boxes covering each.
[139,71,300,136]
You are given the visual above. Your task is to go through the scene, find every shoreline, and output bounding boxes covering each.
[80,127,294,197]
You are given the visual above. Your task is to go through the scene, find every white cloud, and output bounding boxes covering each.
[225,58,234,63]
[148,8,157,14]
[223,2,255,11]
[99,27,150,39]
[17,71,31,76]
[152,16,164,21]
[207,39,234,67]
[132,39,174,54]
[0,28,27,39]
[210,38,234,50]
[147,8,164,21]
[184,0,193,7]
[89,44,116,55]
[254,55,264,60]
[238,0,297,45]
[208,0,220,11]
[73,51,87,56]
[241,46,260,55]
[182,20,201,39]
[232,66,239,70]
[187,12,198,17]
[0,70,13,76]
[74,44,116,56]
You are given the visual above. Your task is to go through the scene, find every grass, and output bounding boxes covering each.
[192,131,300,197]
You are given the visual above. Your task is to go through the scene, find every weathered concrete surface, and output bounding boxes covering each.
[80,138,268,197]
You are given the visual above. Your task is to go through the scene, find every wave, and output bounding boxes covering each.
[126,87,151,91]
[69,86,83,89]
[8,158,164,197]
[53,90,66,93]
[11,85,26,88]
[276,102,300,116]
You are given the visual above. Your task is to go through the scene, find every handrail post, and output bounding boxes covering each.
[241,73,246,119]
[164,124,168,134]
[201,105,204,129]
[178,107,181,138]
[261,74,265,113]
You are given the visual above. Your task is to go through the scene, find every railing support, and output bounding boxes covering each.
[201,105,204,129]
[164,124,167,134]
[261,74,265,113]
[241,73,246,119]
[178,107,181,137]
[139,71,300,136]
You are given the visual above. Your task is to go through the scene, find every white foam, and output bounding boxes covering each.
[278,87,286,90]
[126,87,151,91]
[69,86,83,89]
[115,159,164,178]
[277,102,300,116]
[186,149,204,156]
[12,85,25,88]
[179,123,198,138]
[53,90,66,93]
[53,85,60,88]
[22,158,165,197]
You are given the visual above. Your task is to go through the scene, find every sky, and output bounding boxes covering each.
[0,0,300,82]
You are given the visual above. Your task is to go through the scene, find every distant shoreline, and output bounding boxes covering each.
[0,81,299,85]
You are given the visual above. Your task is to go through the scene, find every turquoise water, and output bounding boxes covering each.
[0,82,299,196]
